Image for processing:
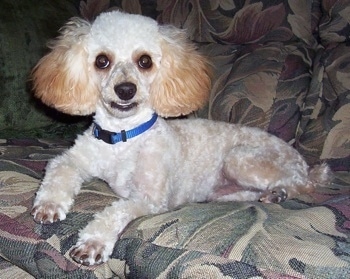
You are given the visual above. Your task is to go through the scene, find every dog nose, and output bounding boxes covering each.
[114,82,137,100]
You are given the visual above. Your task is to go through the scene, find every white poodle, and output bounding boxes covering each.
[31,11,331,266]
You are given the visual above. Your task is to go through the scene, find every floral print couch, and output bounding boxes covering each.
[0,0,349,278]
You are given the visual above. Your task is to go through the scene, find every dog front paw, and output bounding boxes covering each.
[31,202,67,224]
[70,240,110,266]
[259,187,288,203]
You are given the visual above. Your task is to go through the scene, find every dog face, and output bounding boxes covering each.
[87,12,162,118]
[32,11,211,118]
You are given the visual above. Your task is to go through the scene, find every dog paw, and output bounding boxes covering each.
[31,203,67,224]
[70,240,109,266]
[259,187,288,203]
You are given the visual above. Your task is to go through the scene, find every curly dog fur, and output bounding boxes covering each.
[31,11,331,266]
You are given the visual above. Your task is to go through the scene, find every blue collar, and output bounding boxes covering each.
[93,113,158,144]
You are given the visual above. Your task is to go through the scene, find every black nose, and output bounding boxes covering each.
[114,82,137,100]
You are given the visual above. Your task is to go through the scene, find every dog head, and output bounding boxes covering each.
[32,11,211,118]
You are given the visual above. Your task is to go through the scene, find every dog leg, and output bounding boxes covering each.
[69,199,159,266]
[208,183,262,201]
[222,146,310,203]
[32,155,86,223]
[209,190,262,202]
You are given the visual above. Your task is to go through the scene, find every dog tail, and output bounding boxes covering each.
[308,163,333,188]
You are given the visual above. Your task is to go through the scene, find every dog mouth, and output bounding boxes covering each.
[110,101,138,111]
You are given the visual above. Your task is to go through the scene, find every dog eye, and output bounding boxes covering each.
[95,54,110,69]
[138,55,152,69]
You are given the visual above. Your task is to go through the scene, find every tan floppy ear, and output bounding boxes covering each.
[32,17,98,115]
[150,26,211,117]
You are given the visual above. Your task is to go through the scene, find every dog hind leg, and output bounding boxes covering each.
[220,146,310,203]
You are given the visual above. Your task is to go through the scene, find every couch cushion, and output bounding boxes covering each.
[0,139,114,278]
[0,139,349,278]
[115,193,350,278]
[296,43,350,171]
[201,42,314,143]
[318,0,350,45]
[0,0,90,139]
[157,0,317,46]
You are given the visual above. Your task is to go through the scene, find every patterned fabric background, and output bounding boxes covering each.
[0,0,349,278]
[156,0,318,46]
[0,139,349,278]
[0,0,89,139]
[150,0,350,171]
[1,0,349,170]
[296,43,350,170]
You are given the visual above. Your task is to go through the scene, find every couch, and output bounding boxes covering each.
[0,0,349,278]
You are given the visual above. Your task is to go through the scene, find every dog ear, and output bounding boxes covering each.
[32,18,98,115]
[150,26,211,117]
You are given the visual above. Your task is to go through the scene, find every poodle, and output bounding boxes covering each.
[31,11,331,266]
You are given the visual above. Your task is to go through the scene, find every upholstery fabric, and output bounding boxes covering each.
[0,0,89,139]
[157,0,318,46]
[296,43,350,170]
[162,0,350,170]
[0,0,349,278]
[0,139,349,278]
[206,42,314,143]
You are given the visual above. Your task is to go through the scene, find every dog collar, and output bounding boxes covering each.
[93,113,158,144]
